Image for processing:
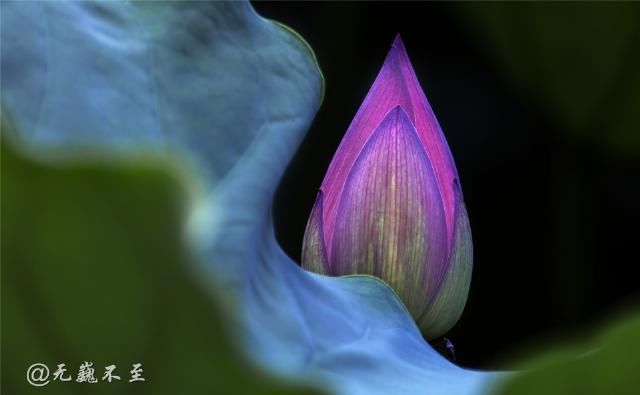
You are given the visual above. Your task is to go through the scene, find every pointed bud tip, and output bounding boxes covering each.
[389,104,411,123]
[391,33,407,54]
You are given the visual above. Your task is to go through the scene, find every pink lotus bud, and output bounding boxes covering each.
[302,35,472,339]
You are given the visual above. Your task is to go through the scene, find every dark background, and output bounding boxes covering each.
[253,2,640,369]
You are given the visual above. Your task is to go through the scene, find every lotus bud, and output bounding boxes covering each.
[302,35,472,339]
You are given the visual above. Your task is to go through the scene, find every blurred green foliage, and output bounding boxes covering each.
[494,312,640,395]
[459,2,640,156]
[1,117,322,395]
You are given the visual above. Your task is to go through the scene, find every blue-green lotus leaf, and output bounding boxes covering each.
[1,2,500,394]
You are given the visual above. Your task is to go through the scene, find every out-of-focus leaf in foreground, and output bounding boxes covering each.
[1,118,324,395]
[494,313,640,395]
[1,2,497,395]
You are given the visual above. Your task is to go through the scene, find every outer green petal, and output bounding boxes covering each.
[418,182,473,339]
[302,191,331,275]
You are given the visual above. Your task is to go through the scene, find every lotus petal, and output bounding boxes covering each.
[329,106,448,318]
